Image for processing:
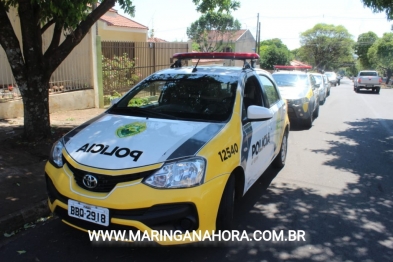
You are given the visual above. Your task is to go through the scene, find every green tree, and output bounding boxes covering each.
[299,23,354,71]
[192,0,240,13]
[0,0,231,141]
[355,31,379,69]
[191,42,201,51]
[186,11,241,52]
[368,32,393,84]
[291,48,300,59]
[361,0,393,20]
[0,0,134,141]
[102,53,139,94]
[258,39,292,70]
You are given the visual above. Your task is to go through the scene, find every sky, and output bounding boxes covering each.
[115,0,392,50]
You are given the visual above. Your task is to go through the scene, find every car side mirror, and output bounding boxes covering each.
[247,106,273,121]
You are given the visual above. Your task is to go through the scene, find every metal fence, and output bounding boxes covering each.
[101,41,189,95]
[0,31,93,103]
[46,33,93,94]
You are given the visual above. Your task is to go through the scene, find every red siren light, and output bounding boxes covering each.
[173,52,260,60]
[274,65,312,70]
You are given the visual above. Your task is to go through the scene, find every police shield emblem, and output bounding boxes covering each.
[116,122,147,138]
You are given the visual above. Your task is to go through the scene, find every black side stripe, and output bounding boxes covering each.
[167,123,225,160]
[241,122,253,170]
[63,113,107,144]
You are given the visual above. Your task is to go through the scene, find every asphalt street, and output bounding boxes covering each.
[1,78,392,261]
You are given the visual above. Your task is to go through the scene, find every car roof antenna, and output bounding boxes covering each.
[192,59,200,73]
[243,60,251,69]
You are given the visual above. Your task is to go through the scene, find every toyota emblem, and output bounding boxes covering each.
[82,174,98,189]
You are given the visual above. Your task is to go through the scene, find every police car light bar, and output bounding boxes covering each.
[274,65,312,70]
[173,52,260,60]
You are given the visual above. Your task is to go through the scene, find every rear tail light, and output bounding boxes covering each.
[358,78,361,83]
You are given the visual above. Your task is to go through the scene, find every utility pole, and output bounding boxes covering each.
[257,22,261,54]
[255,13,259,53]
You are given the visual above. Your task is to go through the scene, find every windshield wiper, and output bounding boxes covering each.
[110,107,179,120]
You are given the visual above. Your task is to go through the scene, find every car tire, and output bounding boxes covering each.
[272,129,288,168]
[216,174,235,230]
[319,96,325,105]
[313,104,319,118]
[303,114,313,129]
[355,87,359,93]
[377,88,380,94]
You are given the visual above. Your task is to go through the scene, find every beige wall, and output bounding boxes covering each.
[98,21,147,42]
[0,90,95,119]
[235,30,256,53]
[0,7,97,118]
[234,30,256,67]
[1,7,94,92]
[0,8,21,86]
[98,29,147,42]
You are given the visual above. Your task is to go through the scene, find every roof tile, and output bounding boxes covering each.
[206,29,247,42]
[100,9,148,30]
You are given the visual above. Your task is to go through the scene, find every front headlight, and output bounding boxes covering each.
[290,97,308,106]
[143,157,206,189]
[49,139,64,168]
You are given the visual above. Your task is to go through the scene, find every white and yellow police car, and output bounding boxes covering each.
[45,52,290,245]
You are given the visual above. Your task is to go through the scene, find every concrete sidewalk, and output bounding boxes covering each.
[0,108,106,236]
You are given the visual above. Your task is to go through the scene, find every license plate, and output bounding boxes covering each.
[68,200,109,226]
[366,85,372,87]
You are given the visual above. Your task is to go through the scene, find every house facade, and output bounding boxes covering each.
[98,9,149,42]
[199,29,256,67]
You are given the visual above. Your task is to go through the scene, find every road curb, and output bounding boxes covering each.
[0,199,50,235]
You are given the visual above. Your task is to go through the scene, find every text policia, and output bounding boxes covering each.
[88,229,306,243]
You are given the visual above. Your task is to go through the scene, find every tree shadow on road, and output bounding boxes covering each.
[227,118,393,261]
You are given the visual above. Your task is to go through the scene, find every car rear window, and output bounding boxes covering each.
[359,72,377,76]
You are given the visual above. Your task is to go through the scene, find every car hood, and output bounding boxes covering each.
[63,113,225,170]
[278,86,308,100]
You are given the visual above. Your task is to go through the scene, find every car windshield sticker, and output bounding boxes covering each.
[116,122,147,138]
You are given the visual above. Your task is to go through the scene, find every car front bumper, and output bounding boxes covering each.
[287,102,311,121]
[45,161,228,245]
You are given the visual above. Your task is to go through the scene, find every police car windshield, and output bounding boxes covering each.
[112,74,238,122]
[272,74,310,88]
[312,74,323,84]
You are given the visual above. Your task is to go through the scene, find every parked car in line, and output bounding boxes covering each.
[272,69,319,128]
[324,71,338,86]
[353,70,382,93]
[45,52,290,245]
[310,73,328,105]
[322,74,331,96]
